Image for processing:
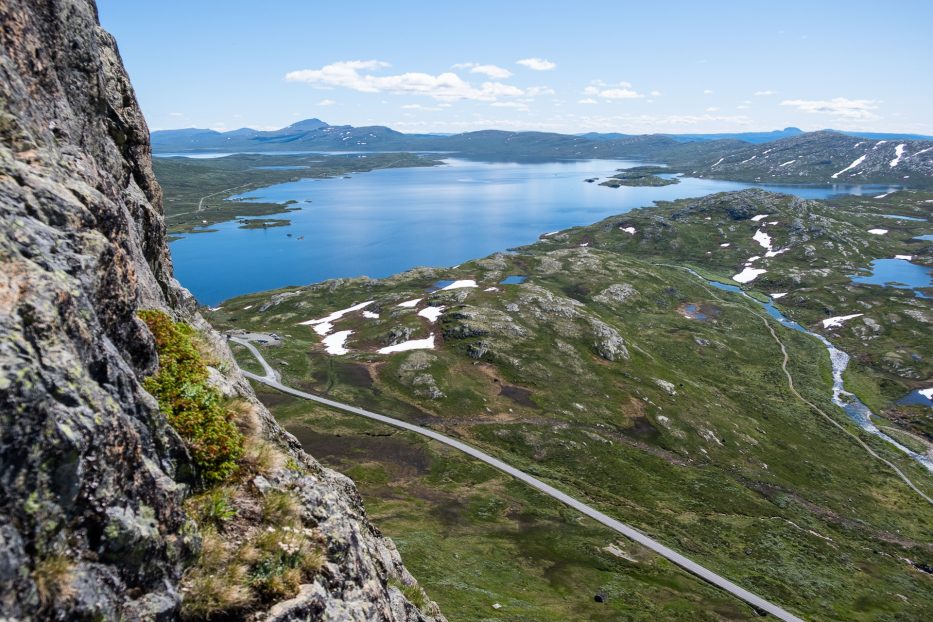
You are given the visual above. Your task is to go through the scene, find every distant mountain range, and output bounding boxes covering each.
[153,119,933,153]
[151,119,933,185]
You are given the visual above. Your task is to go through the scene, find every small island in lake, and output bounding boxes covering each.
[600,166,680,187]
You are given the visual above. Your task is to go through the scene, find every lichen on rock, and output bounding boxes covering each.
[0,2,443,620]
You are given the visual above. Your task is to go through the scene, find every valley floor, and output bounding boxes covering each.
[208,188,933,621]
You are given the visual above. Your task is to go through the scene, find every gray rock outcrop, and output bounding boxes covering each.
[0,2,443,620]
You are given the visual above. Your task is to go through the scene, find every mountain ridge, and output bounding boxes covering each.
[153,119,933,152]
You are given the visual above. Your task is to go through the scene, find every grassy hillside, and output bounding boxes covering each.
[208,189,933,621]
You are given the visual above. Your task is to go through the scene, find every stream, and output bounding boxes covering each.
[693,272,933,473]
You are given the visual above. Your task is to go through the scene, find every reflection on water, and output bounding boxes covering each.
[170,158,895,305]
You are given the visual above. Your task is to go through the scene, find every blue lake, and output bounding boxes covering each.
[500,275,528,285]
[849,258,933,298]
[168,158,901,305]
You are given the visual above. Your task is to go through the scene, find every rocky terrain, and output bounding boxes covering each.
[691,131,933,186]
[0,1,442,620]
[212,189,933,621]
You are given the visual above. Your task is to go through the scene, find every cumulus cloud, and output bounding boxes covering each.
[780,97,879,119]
[650,90,661,97]
[317,99,336,106]
[470,64,513,79]
[703,89,714,94]
[285,60,525,102]
[525,85,555,97]
[578,98,598,104]
[517,57,556,71]
[401,103,441,111]
[168,112,184,117]
[584,83,644,100]
[705,107,720,112]
[754,90,776,96]
[491,101,529,110]
[452,62,513,79]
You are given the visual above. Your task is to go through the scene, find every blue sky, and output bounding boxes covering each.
[97,0,933,135]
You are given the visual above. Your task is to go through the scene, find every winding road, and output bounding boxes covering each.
[230,336,806,622]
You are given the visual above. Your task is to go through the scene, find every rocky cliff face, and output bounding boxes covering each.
[0,2,442,620]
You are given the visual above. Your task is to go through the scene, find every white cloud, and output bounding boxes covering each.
[601,88,644,99]
[754,90,776,96]
[285,60,526,102]
[470,64,512,79]
[584,84,644,100]
[650,90,661,97]
[491,101,529,110]
[318,99,336,106]
[401,103,441,111]
[780,97,879,119]
[705,107,720,112]
[169,112,184,117]
[703,89,714,95]
[525,85,555,97]
[578,98,598,104]
[517,57,556,71]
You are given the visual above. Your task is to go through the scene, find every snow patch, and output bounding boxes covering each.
[362,310,379,319]
[874,193,891,199]
[771,292,787,299]
[397,298,422,308]
[711,157,724,167]
[299,301,374,335]
[439,279,478,291]
[919,388,933,400]
[322,330,353,355]
[378,334,436,354]
[753,228,772,250]
[831,154,866,179]
[620,226,636,234]
[779,159,796,167]
[733,267,767,283]
[822,314,863,329]
[750,214,769,222]
[418,306,445,323]
[867,229,888,235]
[720,242,731,247]
[484,287,499,292]
[894,255,913,260]
[889,144,907,167]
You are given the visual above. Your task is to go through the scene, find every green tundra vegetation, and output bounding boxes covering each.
[140,309,244,482]
[139,310,327,619]
[599,166,681,188]
[209,188,933,621]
